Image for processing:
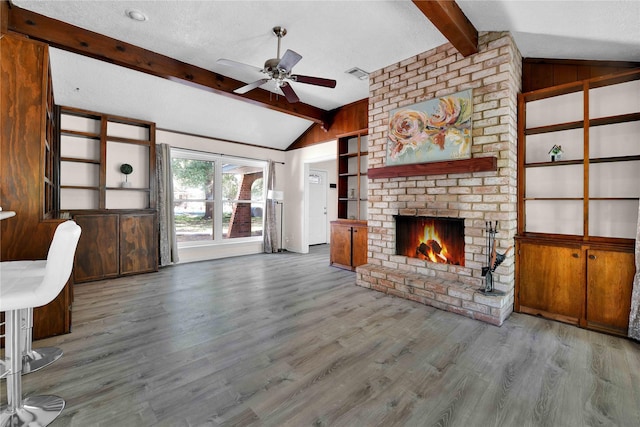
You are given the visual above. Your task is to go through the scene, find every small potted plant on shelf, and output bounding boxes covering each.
[120,163,133,188]
[548,145,563,162]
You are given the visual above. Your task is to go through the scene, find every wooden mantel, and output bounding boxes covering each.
[368,157,497,179]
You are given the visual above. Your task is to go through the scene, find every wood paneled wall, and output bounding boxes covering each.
[522,58,640,92]
[286,98,368,150]
[1,33,69,339]
[1,34,60,259]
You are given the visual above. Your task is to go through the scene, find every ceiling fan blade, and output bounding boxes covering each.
[234,78,270,94]
[278,49,302,73]
[280,82,300,103]
[216,58,263,74]
[292,74,337,88]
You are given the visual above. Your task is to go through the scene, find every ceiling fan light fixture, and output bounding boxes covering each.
[346,67,369,80]
[217,26,337,103]
[126,9,148,22]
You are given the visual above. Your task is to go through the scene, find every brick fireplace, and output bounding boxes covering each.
[356,32,521,326]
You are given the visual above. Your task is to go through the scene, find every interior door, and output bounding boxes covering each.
[308,169,328,245]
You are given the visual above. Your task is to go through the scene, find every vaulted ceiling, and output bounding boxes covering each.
[6,1,640,150]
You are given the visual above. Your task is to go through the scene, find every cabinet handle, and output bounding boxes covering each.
[572,253,579,258]
[588,254,596,260]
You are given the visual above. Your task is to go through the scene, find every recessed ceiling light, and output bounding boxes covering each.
[126,9,148,22]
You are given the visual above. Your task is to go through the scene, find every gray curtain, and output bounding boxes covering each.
[628,200,640,339]
[157,143,179,266]
[263,160,278,253]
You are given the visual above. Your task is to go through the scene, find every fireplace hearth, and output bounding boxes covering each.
[395,216,465,266]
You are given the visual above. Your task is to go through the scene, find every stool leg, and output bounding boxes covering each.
[1,310,65,427]
[20,308,63,375]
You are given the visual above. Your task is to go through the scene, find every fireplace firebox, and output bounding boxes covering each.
[395,216,465,265]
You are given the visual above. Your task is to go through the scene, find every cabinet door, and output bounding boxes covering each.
[33,281,71,339]
[518,242,584,324]
[586,249,634,334]
[352,224,368,267]
[330,223,353,269]
[120,213,157,275]
[73,214,119,282]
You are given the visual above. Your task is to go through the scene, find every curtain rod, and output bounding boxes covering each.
[169,146,284,165]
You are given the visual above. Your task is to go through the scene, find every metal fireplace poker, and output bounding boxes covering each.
[480,221,512,296]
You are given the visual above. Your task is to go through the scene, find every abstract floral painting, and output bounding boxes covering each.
[386,89,473,165]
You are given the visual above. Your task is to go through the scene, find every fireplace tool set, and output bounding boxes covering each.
[480,221,512,296]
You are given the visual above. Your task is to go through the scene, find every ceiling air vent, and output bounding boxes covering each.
[345,67,369,80]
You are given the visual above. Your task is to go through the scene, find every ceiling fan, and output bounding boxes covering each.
[217,26,337,103]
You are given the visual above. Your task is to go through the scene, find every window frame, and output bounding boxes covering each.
[171,147,267,247]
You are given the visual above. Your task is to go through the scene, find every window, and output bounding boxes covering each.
[171,148,265,245]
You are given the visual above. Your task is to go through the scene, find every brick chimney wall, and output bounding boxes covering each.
[358,32,522,326]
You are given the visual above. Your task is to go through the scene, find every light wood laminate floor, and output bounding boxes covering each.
[3,245,640,426]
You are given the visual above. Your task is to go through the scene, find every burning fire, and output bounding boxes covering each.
[416,226,452,264]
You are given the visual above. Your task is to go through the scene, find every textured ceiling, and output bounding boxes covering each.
[10,0,640,150]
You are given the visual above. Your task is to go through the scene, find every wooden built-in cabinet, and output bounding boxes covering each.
[1,33,72,340]
[337,130,368,221]
[58,106,156,211]
[1,36,157,338]
[518,240,635,336]
[330,220,368,271]
[73,212,157,283]
[331,130,369,270]
[516,68,639,336]
[57,106,158,283]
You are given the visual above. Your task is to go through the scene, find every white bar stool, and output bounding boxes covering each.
[0,220,81,427]
[0,261,64,375]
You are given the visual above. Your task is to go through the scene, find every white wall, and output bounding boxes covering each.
[157,129,286,263]
[282,140,337,253]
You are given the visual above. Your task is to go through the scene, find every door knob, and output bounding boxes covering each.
[588,254,596,260]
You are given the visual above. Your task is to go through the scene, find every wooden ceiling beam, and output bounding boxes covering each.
[7,5,331,126]
[412,0,478,57]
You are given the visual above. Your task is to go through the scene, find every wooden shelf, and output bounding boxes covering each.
[591,155,640,164]
[525,120,583,135]
[525,155,640,168]
[525,112,640,137]
[61,129,100,139]
[524,197,583,201]
[61,156,100,164]
[590,112,640,127]
[368,156,497,179]
[61,185,99,190]
[106,187,151,191]
[107,136,152,145]
[590,197,639,201]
